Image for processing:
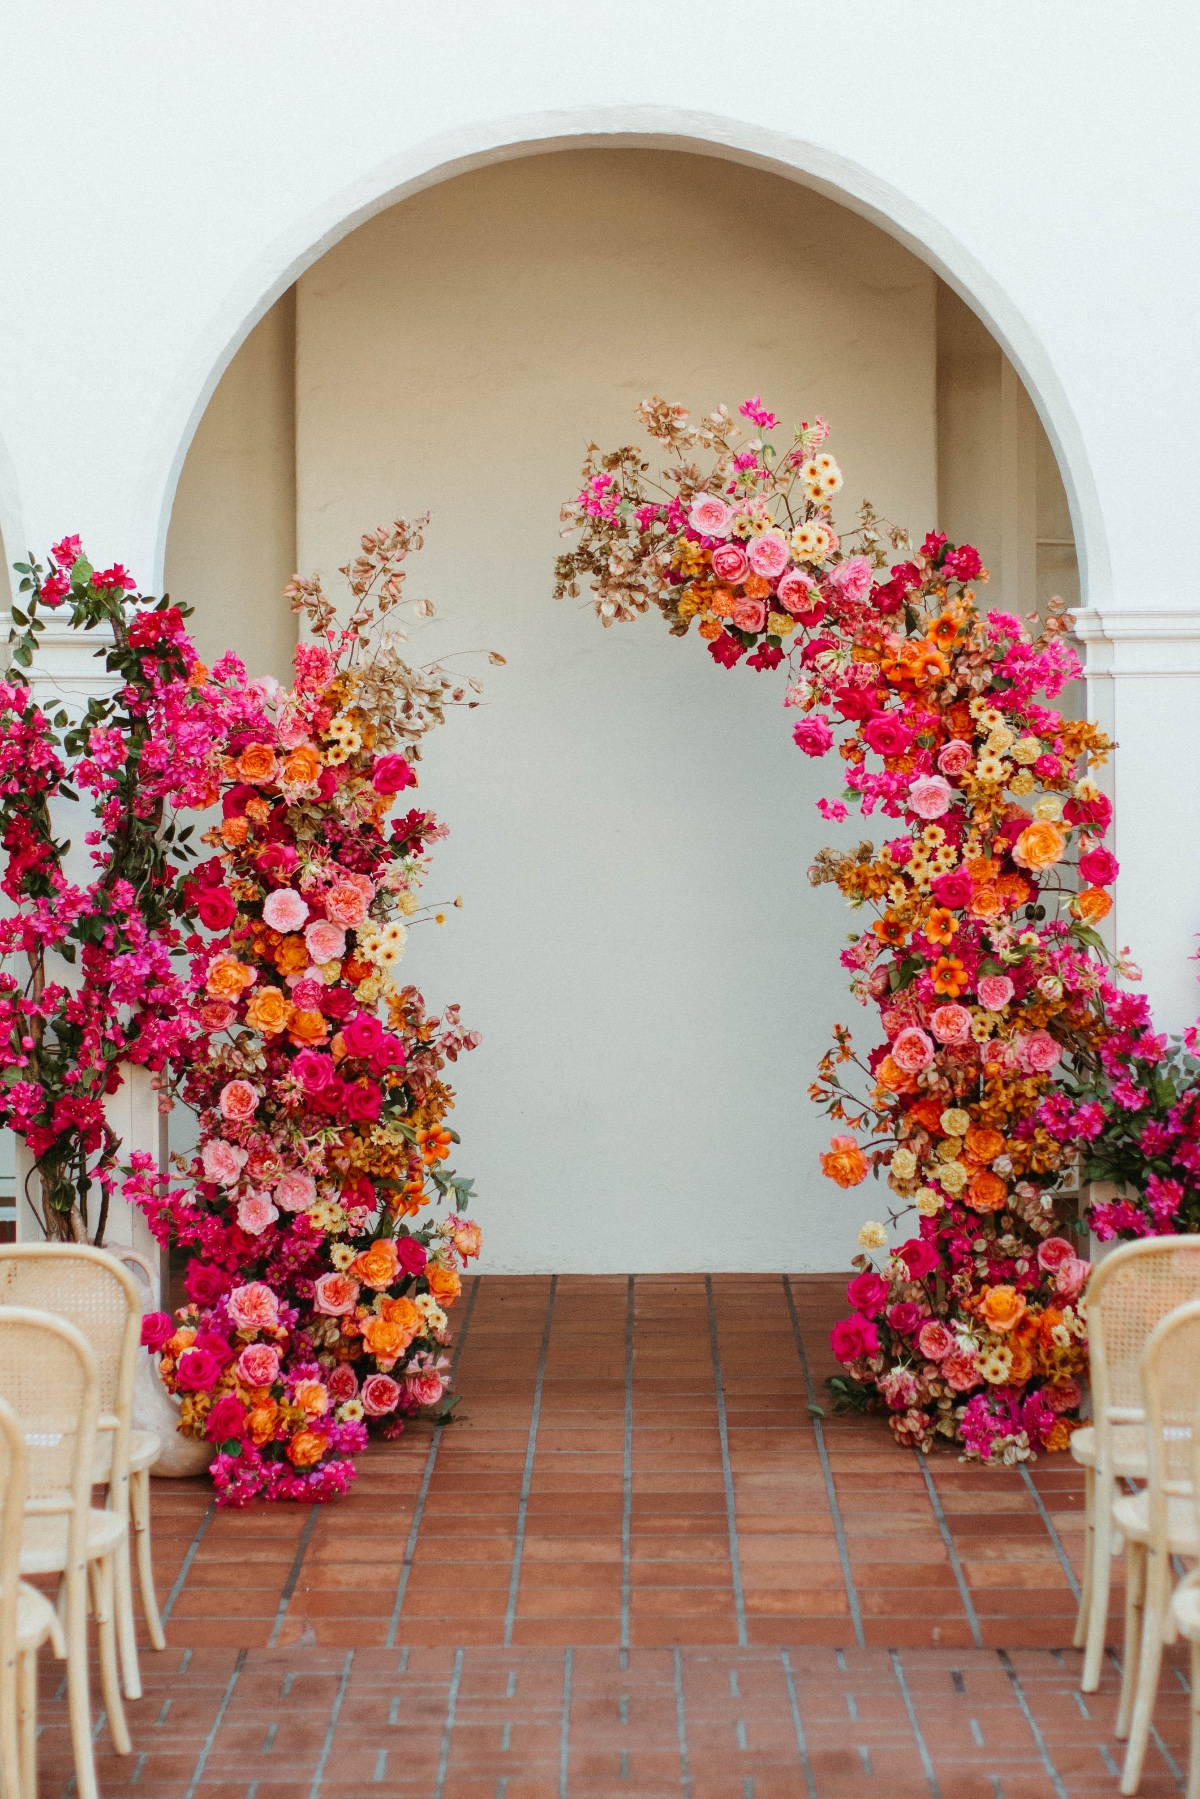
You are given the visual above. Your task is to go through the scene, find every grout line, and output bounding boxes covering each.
[890,1649,943,1799]
[673,1647,693,1799]
[267,1503,320,1648]
[433,1646,465,1799]
[559,1646,572,1798]
[503,1275,557,1648]
[996,1651,1068,1799]
[620,1273,634,1661]
[308,1649,354,1799]
[1018,1465,1081,1600]
[705,1274,748,1648]
[779,1650,819,1799]
[161,1500,216,1622]
[386,1272,481,1647]
[782,1274,865,1648]
[181,1647,247,1799]
[912,1450,984,1648]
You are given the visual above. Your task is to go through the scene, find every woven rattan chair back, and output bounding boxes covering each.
[0,1394,26,1660]
[1088,1238,1200,1427]
[1141,1299,1200,1528]
[0,1246,140,1437]
[0,1307,97,1536]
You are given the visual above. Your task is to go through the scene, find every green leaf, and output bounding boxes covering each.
[70,557,92,584]
[9,606,27,627]
[10,644,31,667]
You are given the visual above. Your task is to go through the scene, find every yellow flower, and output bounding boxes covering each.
[915,1188,944,1217]
[978,1345,1014,1385]
[1033,794,1063,822]
[938,1160,969,1194]
[891,1148,918,1181]
[767,612,795,638]
[1012,737,1042,766]
[1009,769,1036,796]
[857,1221,888,1250]
[940,1108,970,1137]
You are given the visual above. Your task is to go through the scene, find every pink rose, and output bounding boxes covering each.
[325,882,369,928]
[688,495,734,538]
[793,715,834,757]
[830,1317,879,1362]
[372,755,415,796]
[219,1080,259,1122]
[237,1191,279,1236]
[747,531,789,580]
[304,920,346,965]
[930,1005,972,1046]
[226,1282,280,1331]
[846,1272,887,1314]
[1018,1030,1061,1074]
[313,1272,360,1316]
[828,556,873,601]
[1078,846,1119,886]
[344,1080,382,1124]
[929,869,973,910]
[1043,1376,1082,1414]
[237,1343,281,1387]
[343,1013,384,1057]
[199,999,237,1033]
[326,1364,359,1402]
[891,1027,935,1074]
[361,1374,402,1417]
[206,1396,248,1442]
[897,1238,939,1279]
[201,1139,248,1186]
[977,975,1014,1012]
[879,1366,919,1411]
[196,887,237,932]
[396,1237,428,1277]
[404,1372,445,1407]
[908,774,953,819]
[937,740,974,777]
[293,1050,334,1093]
[888,1302,925,1335]
[141,1312,174,1351]
[732,597,766,633]
[1036,1236,1075,1272]
[276,711,312,750]
[917,1320,955,1361]
[276,1172,316,1213]
[1055,1257,1090,1301]
[862,714,913,758]
[263,888,309,933]
[943,1351,980,1392]
[175,1348,221,1392]
[776,571,822,621]
[710,542,750,584]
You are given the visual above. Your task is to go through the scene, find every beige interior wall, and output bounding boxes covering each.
[163,289,297,681]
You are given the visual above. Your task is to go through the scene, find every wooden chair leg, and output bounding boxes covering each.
[1121,1549,1170,1795]
[132,1468,166,1651]
[1188,1639,1200,1799]
[17,1648,37,1799]
[63,1564,98,1799]
[0,1651,22,1799]
[1084,1469,1116,1691]
[91,1557,131,1757]
[114,1529,142,1699]
[1075,1463,1095,1651]
[1117,1539,1147,1739]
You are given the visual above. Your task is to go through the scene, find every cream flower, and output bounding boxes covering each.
[329,1243,356,1270]
[1033,794,1064,822]
[891,1148,918,1181]
[938,1160,969,1194]
[915,1188,944,1217]
[986,724,1015,754]
[975,754,1010,785]
[979,1345,1014,1384]
[1009,770,1036,796]
[1012,737,1042,766]
[940,1108,970,1137]
[857,1221,888,1250]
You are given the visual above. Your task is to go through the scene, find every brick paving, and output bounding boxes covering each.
[31,1275,1191,1796]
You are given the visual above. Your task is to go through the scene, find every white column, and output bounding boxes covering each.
[1074,609,1200,1034]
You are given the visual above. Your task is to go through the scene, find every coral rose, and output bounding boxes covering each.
[219,1079,259,1121]
[1012,820,1065,872]
[352,1239,402,1290]
[966,1170,1007,1214]
[930,1004,972,1045]
[979,1286,1027,1333]
[451,1220,483,1260]
[404,1372,445,1407]
[937,739,974,777]
[732,596,766,633]
[942,1351,980,1392]
[326,1364,359,1402]
[313,1272,361,1316]
[226,1281,280,1331]
[820,1135,868,1189]
[283,746,322,787]
[244,986,293,1035]
[199,999,237,1032]
[917,1320,955,1361]
[361,1374,402,1416]
[776,570,817,617]
[292,1381,330,1418]
[426,1264,461,1306]
[891,1027,935,1074]
[1036,1237,1074,1272]
[287,1430,328,1468]
[976,975,1014,1012]
[325,882,369,928]
[710,542,750,584]
[236,1343,281,1387]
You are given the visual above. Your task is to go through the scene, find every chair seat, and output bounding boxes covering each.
[1112,1488,1197,1554]
[15,1580,63,1655]
[1173,1584,1200,1642]
[129,1429,161,1474]
[1070,1423,1148,1477]
[19,1507,126,1576]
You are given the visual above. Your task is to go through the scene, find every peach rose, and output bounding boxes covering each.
[201,1140,248,1186]
[966,1170,1008,1214]
[360,1374,401,1416]
[969,885,1004,921]
[381,1297,423,1334]
[244,985,294,1035]
[426,1264,461,1307]
[361,1315,409,1365]
[1012,820,1065,872]
[247,1399,281,1445]
[325,882,370,928]
[287,1430,328,1468]
[206,953,256,1001]
[352,1239,401,1290]
[313,1272,361,1316]
[227,1281,280,1331]
[820,1135,868,1189]
[283,746,322,787]
[274,935,310,977]
[288,1009,329,1047]
[219,1079,259,1122]
[451,1220,483,1260]
[236,1343,280,1386]
[237,743,279,783]
[276,1172,316,1213]
[937,740,973,777]
[291,1380,330,1418]
[979,1286,1027,1334]
[305,919,346,965]
[891,1027,935,1074]
[237,1190,279,1235]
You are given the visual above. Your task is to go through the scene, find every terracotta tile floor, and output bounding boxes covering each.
[32,1275,1191,1796]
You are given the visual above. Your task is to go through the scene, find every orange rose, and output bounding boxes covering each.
[381,1297,423,1335]
[283,746,322,787]
[237,742,279,784]
[820,1135,868,1189]
[1012,820,1065,872]
[288,1009,328,1046]
[244,986,294,1035]
[980,1286,1028,1334]
[274,935,309,977]
[964,1125,1005,1165]
[1008,1342,1034,1384]
[966,1170,1008,1213]
[875,1055,915,1094]
[969,885,1004,921]
[291,1380,330,1418]
[287,1430,328,1468]
[1072,887,1113,925]
[1044,1418,1073,1452]
[206,954,256,1001]
[352,1239,401,1290]
[221,815,250,847]
[426,1264,461,1307]
[909,1097,947,1133]
[247,1399,280,1446]
[361,1316,408,1364]
[996,874,1031,908]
